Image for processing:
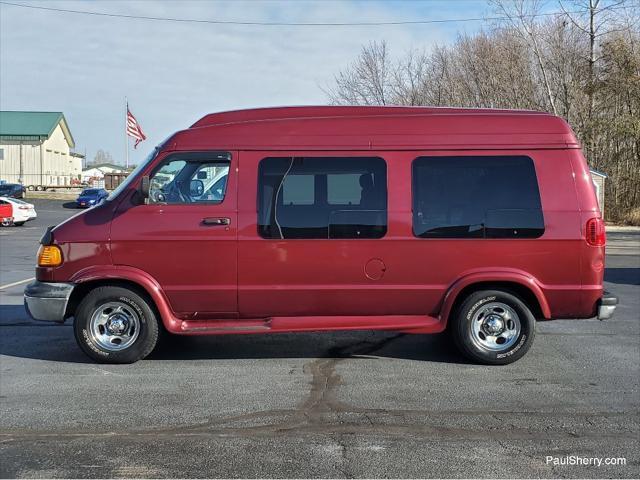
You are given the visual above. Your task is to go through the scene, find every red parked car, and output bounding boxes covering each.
[24,106,617,364]
[0,200,13,226]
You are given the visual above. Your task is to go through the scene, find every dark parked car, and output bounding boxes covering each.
[0,183,26,199]
[75,188,108,208]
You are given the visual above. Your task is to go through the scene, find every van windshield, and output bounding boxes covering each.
[107,147,160,201]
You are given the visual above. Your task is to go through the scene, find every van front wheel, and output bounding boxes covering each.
[451,290,535,365]
[74,286,159,364]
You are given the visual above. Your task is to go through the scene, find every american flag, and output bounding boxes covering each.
[126,106,146,148]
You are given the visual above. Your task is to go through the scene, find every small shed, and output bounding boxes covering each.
[104,172,129,190]
[590,169,608,216]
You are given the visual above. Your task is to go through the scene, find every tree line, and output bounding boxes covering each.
[326,0,640,223]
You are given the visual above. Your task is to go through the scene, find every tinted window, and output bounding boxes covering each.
[258,157,387,239]
[283,174,314,205]
[412,156,544,239]
[327,173,363,205]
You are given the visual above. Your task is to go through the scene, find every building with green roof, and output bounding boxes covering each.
[0,111,84,188]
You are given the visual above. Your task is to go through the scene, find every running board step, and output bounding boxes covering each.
[179,315,444,335]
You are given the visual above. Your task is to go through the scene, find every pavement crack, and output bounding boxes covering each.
[300,333,406,422]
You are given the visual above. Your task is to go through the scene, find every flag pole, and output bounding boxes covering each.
[124,97,129,169]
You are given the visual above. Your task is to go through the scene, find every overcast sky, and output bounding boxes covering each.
[1,0,496,165]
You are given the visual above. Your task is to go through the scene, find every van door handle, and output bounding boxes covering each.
[202,217,230,226]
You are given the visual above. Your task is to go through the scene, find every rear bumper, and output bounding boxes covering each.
[24,281,74,323]
[597,291,618,320]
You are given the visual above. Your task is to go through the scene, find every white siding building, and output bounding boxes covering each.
[590,169,608,217]
[0,111,84,188]
[82,163,125,182]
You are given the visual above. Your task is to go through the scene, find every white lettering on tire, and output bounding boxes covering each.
[497,334,527,359]
[82,329,109,356]
[466,296,496,320]
[118,296,145,324]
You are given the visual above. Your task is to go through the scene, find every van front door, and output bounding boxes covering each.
[110,151,237,319]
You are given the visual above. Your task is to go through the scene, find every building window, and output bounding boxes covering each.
[0,148,4,160]
[412,156,544,239]
[258,157,387,239]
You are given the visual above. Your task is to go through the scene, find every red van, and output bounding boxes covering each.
[24,106,618,364]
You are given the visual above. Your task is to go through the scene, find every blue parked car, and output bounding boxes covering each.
[76,188,108,208]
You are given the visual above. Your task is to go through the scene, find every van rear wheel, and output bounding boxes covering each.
[74,286,159,364]
[450,289,535,365]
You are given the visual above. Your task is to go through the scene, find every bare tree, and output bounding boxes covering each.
[325,41,394,105]
[391,48,429,106]
[323,1,640,222]
[90,149,114,166]
[490,0,559,114]
[559,0,628,114]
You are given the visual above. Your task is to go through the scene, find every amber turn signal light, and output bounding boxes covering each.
[37,245,63,267]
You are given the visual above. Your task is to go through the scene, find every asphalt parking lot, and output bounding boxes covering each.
[1,199,639,478]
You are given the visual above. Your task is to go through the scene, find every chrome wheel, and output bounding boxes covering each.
[89,301,141,352]
[470,302,521,352]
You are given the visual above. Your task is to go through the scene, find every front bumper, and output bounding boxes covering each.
[597,291,618,320]
[24,281,74,323]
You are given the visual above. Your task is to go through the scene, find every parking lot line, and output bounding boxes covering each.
[0,277,35,290]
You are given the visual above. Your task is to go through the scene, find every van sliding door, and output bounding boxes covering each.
[237,151,418,318]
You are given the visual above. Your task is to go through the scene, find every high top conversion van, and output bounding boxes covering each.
[24,106,618,364]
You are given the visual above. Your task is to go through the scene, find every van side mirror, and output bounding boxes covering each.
[140,176,150,199]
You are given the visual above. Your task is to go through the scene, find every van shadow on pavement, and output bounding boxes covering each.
[0,303,467,365]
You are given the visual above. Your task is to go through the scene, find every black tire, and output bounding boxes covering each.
[450,289,536,365]
[14,222,25,226]
[74,286,159,364]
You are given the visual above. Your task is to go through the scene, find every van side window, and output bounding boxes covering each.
[149,157,230,204]
[258,157,387,239]
[412,156,544,238]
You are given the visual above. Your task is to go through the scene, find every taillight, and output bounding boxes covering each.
[586,217,606,246]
